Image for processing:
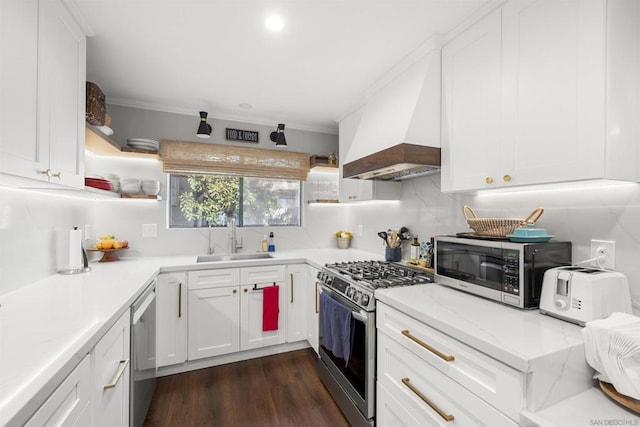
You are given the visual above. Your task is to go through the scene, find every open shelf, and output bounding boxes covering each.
[309,154,338,170]
[85,125,159,158]
[84,186,162,200]
[307,199,339,204]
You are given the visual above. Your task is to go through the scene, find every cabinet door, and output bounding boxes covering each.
[188,286,240,360]
[92,309,130,427]
[501,0,606,186]
[25,355,91,427]
[441,8,502,192]
[286,264,309,343]
[240,282,287,351]
[37,0,86,188]
[157,272,187,367]
[307,268,320,354]
[0,0,46,182]
[377,381,423,427]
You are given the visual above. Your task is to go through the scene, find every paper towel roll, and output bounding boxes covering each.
[69,227,83,269]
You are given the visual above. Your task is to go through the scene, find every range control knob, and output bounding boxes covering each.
[354,290,362,303]
[361,294,370,306]
[346,287,355,298]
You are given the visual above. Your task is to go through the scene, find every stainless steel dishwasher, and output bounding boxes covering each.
[130,280,157,426]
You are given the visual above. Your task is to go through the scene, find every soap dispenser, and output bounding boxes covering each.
[268,232,275,252]
[262,235,268,252]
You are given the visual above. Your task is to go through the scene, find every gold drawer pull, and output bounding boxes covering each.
[503,174,511,182]
[401,330,455,362]
[485,176,494,184]
[104,359,129,390]
[402,377,454,422]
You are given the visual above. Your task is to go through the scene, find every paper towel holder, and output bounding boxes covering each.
[58,246,91,275]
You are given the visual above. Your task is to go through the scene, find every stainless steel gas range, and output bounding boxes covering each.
[316,260,433,427]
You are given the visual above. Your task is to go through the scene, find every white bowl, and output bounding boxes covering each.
[120,183,141,194]
[120,177,140,185]
[141,179,159,186]
[142,187,160,195]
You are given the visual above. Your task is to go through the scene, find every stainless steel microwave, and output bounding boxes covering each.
[434,236,572,309]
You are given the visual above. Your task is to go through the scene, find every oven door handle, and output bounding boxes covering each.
[320,285,370,324]
[351,310,368,323]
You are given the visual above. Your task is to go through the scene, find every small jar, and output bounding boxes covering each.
[327,153,337,165]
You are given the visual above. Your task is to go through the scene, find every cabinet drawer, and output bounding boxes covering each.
[378,333,517,427]
[26,354,91,427]
[240,265,285,285]
[377,302,524,420]
[188,268,239,290]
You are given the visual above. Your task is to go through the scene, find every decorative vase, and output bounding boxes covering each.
[337,237,351,249]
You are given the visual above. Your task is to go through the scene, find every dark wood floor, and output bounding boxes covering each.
[144,349,350,427]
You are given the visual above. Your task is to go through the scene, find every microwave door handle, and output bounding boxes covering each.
[530,249,539,302]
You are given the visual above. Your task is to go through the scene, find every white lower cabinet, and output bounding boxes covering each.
[25,355,91,427]
[188,286,240,360]
[376,381,423,427]
[91,309,131,427]
[377,333,517,427]
[240,265,287,351]
[376,302,520,426]
[157,272,187,367]
[286,264,309,343]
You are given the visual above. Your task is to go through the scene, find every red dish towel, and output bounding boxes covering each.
[262,285,279,331]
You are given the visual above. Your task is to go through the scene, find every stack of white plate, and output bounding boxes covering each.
[141,179,160,195]
[120,177,141,194]
[127,138,159,152]
[105,173,120,192]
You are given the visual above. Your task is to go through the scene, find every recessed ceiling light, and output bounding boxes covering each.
[265,14,284,31]
[238,103,252,109]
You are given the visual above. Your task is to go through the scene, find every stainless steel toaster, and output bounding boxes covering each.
[539,266,632,326]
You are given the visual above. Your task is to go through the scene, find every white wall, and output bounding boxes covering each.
[0,187,93,294]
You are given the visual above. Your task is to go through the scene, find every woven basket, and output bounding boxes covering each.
[463,206,544,237]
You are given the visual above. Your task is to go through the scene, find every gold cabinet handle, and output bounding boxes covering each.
[315,282,319,314]
[290,273,294,303]
[503,174,511,182]
[178,282,182,318]
[40,169,51,177]
[104,359,129,390]
[401,377,454,422]
[52,171,62,179]
[401,330,454,362]
[485,176,494,184]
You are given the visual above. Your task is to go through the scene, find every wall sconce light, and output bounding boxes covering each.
[196,111,212,138]
[269,123,287,147]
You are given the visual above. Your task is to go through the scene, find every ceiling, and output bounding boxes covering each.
[74,0,493,134]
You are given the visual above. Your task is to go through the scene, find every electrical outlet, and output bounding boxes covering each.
[357,224,363,237]
[142,224,158,238]
[590,239,615,269]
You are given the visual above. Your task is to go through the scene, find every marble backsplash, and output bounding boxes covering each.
[2,172,639,313]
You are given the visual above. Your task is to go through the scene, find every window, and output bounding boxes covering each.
[169,174,302,228]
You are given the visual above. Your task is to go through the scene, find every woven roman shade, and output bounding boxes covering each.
[160,140,310,181]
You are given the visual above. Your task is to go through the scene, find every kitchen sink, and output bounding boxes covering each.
[196,253,274,263]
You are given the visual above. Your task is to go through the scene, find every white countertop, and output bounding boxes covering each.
[376,282,640,421]
[0,248,381,426]
[375,282,585,373]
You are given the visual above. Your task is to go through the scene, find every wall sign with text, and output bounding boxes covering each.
[225,128,259,143]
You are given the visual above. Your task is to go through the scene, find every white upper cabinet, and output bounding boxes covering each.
[442,0,640,192]
[441,8,502,192]
[0,0,86,188]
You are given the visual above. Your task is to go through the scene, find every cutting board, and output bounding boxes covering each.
[405,261,434,274]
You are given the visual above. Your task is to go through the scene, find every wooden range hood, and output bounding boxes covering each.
[342,143,441,181]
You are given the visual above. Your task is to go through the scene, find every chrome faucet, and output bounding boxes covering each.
[227,217,243,254]
[207,225,214,255]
